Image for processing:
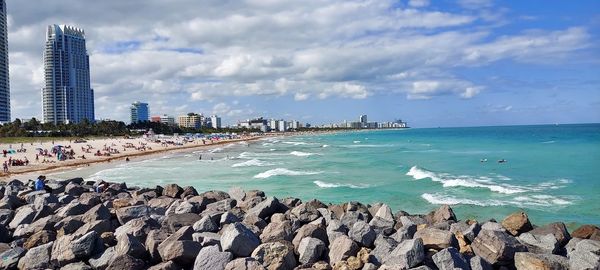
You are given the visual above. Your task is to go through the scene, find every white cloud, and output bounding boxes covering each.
[408,0,430,8]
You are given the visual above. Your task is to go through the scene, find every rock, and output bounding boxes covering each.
[193,245,233,270]
[148,261,182,270]
[193,215,219,232]
[164,184,184,198]
[229,187,246,202]
[429,205,457,224]
[568,239,600,270]
[327,219,349,244]
[571,225,600,239]
[225,257,265,270]
[291,199,326,223]
[371,235,398,265]
[481,221,506,232]
[298,237,327,264]
[65,182,86,196]
[23,230,56,249]
[146,229,169,262]
[514,252,569,270]
[115,217,161,242]
[163,213,201,233]
[158,226,201,267]
[115,233,147,258]
[17,241,53,269]
[432,247,469,270]
[100,232,117,247]
[61,262,93,270]
[220,211,241,225]
[81,204,112,223]
[74,219,113,238]
[148,197,177,215]
[247,197,286,219]
[106,254,145,270]
[450,221,481,243]
[8,205,35,229]
[528,222,571,247]
[0,209,14,226]
[501,212,533,236]
[243,214,268,230]
[0,247,26,269]
[340,211,366,229]
[181,186,198,198]
[293,224,329,251]
[52,231,99,266]
[251,241,297,270]
[518,232,559,254]
[56,201,91,217]
[115,205,149,225]
[471,229,528,266]
[89,246,116,270]
[349,221,377,247]
[222,222,261,257]
[261,220,293,243]
[382,238,424,268]
[329,235,360,265]
[469,256,493,270]
[174,201,199,214]
[369,216,394,236]
[414,227,457,250]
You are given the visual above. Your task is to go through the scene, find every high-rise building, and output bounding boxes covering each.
[42,24,95,124]
[177,113,201,128]
[210,115,221,129]
[160,114,175,126]
[0,0,9,123]
[130,101,149,124]
[359,115,367,127]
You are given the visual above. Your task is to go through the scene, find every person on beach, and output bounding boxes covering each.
[2,161,8,173]
[34,175,52,193]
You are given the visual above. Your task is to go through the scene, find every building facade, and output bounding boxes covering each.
[0,0,9,123]
[159,114,175,126]
[210,115,221,129]
[178,114,201,129]
[130,101,149,124]
[42,24,95,124]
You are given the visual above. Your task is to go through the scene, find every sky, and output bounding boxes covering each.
[5,0,600,127]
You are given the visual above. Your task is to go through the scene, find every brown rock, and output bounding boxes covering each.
[514,252,569,270]
[414,227,457,250]
[501,211,533,236]
[24,230,56,249]
[571,224,600,239]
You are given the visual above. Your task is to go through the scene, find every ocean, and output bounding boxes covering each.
[51,124,600,226]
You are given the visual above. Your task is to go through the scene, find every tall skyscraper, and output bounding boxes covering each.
[0,0,10,123]
[42,24,94,124]
[130,101,149,124]
[359,115,368,127]
[210,115,221,129]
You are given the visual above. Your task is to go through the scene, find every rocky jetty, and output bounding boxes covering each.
[0,178,599,270]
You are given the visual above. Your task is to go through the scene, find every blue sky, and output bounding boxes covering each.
[6,0,600,127]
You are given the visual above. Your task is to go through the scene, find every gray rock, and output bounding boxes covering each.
[147,261,182,270]
[0,209,14,226]
[193,245,233,270]
[89,246,116,270]
[0,247,26,269]
[371,235,398,265]
[222,222,261,257]
[106,254,145,270]
[73,219,112,238]
[568,239,600,270]
[193,232,221,247]
[115,205,150,225]
[432,247,469,270]
[528,222,571,247]
[163,213,201,233]
[514,252,569,270]
[115,217,161,242]
[23,229,56,249]
[225,257,265,270]
[174,201,199,214]
[158,226,201,266]
[349,220,377,247]
[61,262,93,270]
[450,221,481,243]
[327,219,349,244]
[193,215,219,232]
[65,182,86,196]
[369,216,395,235]
[382,238,425,268]
[340,211,366,229]
[565,237,584,257]
[56,200,91,217]
[8,205,35,229]
[291,199,326,223]
[220,211,241,225]
[260,220,293,243]
[471,229,528,266]
[428,204,457,224]
[52,231,99,266]
[469,256,493,270]
[251,241,297,270]
[391,223,417,242]
[164,184,184,198]
[81,204,111,223]
[518,232,559,254]
[329,235,359,265]
[481,221,506,232]
[414,227,457,250]
[298,237,327,264]
[292,224,328,251]
[17,241,53,270]
[146,229,169,263]
[228,187,246,202]
[247,197,286,219]
[115,233,147,258]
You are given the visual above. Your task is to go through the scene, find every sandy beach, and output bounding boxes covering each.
[0,133,263,181]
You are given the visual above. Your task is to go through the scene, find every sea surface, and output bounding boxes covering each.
[52,124,600,226]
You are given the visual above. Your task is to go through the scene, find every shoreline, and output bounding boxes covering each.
[0,179,597,269]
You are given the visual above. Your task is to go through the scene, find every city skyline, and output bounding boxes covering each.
[3,1,600,127]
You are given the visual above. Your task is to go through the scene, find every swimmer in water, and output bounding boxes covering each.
[498,159,507,163]
[480,158,488,162]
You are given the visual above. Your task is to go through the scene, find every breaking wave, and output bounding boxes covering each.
[231,159,274,168]
[253,168,323,179]
[290,151,319,157]
[313,180,369,189]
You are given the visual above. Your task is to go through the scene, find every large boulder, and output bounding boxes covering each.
[248,197,286,219]
[106,254,145,270]
[193,245,233,270]
[0,247,26,269]
[501,212,533,236]
[222,222,261,257]
[514,252,569,270]
[428,205,457,224]
[52,231,99,266]
[382,238,425,268]
[469,256,493,270]
[571,225,600,240]
[115,233,147,259]
[471,229,528,266]
[261,220,293,243]
[328,235,359,265]
[163,184,184,198]
[251,241,297,270]
[193,215,219,233]
[290,199,326,223]
[518,232,559,254]
[158,226,201,267]
[115,205,149,225]
[348,220,377,247]
[414,227,457,250]
[148,261,182,270]
[23,229,56,249]
[17,241,53,269]
[568,239,600,270]
[298,237,327,265]
[163,213,201,233]
[528,222,571,247]
[89,246,116,270]
[292,224,328,251]
[224,257,264,270]
[0,209,14,226]
[432,247,469,270]
[8,205,35,229]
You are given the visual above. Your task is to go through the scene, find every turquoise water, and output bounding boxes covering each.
[52,124,600,226]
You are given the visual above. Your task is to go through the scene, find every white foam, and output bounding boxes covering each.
[231,159,274,168]
[322,144,330,148]
[282,141,311,146]
[253,168,323,179]
[421,193,505,206]
[313,180,369,189]
[353,140,361,144]
[541,140,556,144]
[290,151,319,157]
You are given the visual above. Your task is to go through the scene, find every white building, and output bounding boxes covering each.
[42,24,95,124]
[210,115,221,129]
[160,114,175,126]
[0,0,9,123]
